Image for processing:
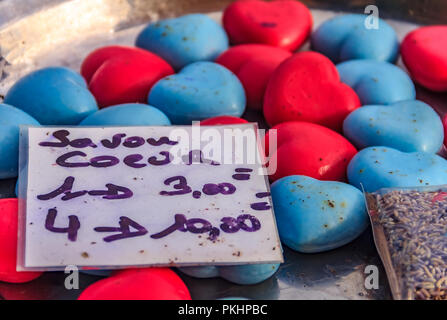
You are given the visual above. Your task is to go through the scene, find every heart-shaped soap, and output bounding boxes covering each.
[148,62,246,124]
[215,44,291,74]
[401,26,447,91]
[271,175,368,253]
[223,0,312,51]
[337,60,416,105]
[216,44,292,110]
[200,115,248,126]
[0,199,42,283]
[4,67,98,125]
[0,104,40,179]
[343,100,444,153]
[263,52,360,131]
[264,122,357,182]
[78,268,191,300]
[79,103,171,126]
[312,14,399,63]
[347,146,447,192]
[136,14,229,70]
[178,263,280,285]
[81,46,173,108]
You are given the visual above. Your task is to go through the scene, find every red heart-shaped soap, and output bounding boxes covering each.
[216,44,291,110]
[0,198,42,283]
[81,46,174,108]
[200,116,248,125]
[265,122,357,182]
[216,44,291,75]
[223,0,312,51]
[263,51,360,131]
[401,26,447,92]
[77,268,191,300]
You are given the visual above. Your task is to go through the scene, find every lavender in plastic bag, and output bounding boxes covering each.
[366,187,447,300]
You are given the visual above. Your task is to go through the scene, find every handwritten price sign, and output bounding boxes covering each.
[18,124,282,270]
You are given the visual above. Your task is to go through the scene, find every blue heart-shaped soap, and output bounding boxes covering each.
[0,104,39,178]
[343,100,444,153]
[271,175,368,253]
[178,263,279,285]
[148,61,246,124]
[136,14,229,70]
[79,103,171,126]
[312,14,399,63]
[337,60,416,105]
[348,146,447,192]
[4,67,98,125]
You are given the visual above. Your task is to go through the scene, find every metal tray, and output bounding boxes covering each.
[0,0,446,300]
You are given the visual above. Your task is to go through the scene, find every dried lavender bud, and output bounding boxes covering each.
[375,190,447,300]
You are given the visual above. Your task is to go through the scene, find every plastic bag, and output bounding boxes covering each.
[366,186,447,300]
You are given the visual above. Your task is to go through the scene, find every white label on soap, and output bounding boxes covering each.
[19,124,282,270]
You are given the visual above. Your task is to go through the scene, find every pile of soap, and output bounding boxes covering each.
[1,0,447,300]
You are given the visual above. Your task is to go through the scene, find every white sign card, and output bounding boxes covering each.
[18,124,283,270]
